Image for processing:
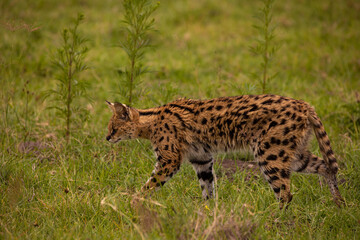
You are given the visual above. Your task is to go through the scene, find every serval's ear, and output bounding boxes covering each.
[105,100,115,111]
[108,101,131,120]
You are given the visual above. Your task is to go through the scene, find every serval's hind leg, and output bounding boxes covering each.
[256,144,294,209]
[291,150,345,207]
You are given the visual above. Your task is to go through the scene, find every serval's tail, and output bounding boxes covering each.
[308,107,338,174]
[308,106,345,207]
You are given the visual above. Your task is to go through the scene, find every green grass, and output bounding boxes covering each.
[1,0,360,239]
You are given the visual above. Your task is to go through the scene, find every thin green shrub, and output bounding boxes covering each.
[45,14,90,142]
[117,0,159,106]
[250,0,279,94]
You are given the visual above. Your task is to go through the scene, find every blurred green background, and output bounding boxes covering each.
[1,0,359,239]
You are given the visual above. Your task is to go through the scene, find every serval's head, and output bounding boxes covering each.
[105,101,139,143]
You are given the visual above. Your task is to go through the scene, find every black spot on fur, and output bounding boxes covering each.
[257,148,265,157]
[283,127,290,136]
[207,106,213,111]
[282,139,289,146]
[164,108,172,114]
[249,104,258,112]
[266,154,277,161]
[290,136,297,142]
[258,161,268,166]
[268,175,279,183]
[280,169,290,178]
[268,121,278,130]
[279,150,285,157]
[198,171,214,182]
[279,119,287,125]
[319,131,327,138]
[261,99,274,105]
[326,149,334,155]
[296,157,310,172]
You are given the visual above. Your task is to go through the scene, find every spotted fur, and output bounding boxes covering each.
[105,95,344,208]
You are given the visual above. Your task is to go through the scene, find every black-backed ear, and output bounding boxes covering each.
[106,100,115,111]
[113,102,130,120]
[106,101,134,121]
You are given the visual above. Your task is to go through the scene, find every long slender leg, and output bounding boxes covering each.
[256,143,294,209]
[291,150,345,206]
[190,158,215,199]
[141,148,182,192]
[291,150,327,175]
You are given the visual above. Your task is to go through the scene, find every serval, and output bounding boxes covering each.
[105,95,344,208]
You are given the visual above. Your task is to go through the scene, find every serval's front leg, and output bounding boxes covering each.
[190,156,215,200]
[141,146,182,193]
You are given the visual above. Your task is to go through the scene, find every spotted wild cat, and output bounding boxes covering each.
[105,95,344,208]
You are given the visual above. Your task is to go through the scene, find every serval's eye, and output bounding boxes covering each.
[111,128,117,136]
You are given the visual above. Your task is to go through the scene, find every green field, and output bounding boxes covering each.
[1,0,360,239]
